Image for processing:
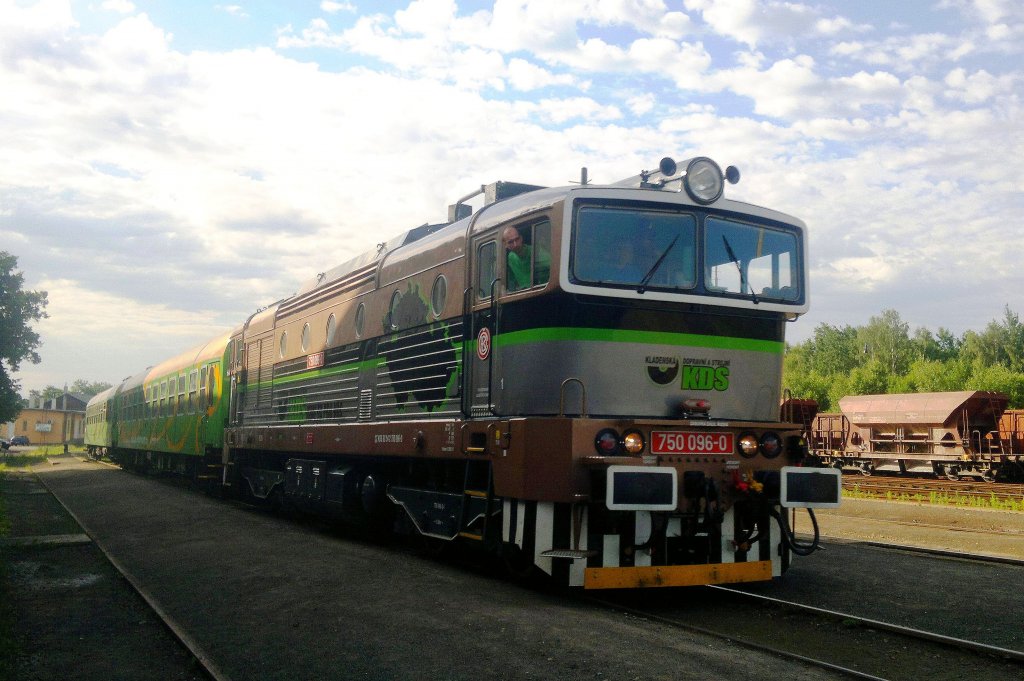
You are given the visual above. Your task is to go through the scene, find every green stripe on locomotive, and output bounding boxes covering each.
[492,327,783,354]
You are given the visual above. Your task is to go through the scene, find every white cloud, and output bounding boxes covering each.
[627,93,656,115]
[943,68,1012,104]
[532,97,623,124]
[320,1,355,13]
[101,0,135,13]
[684,0,868,48]
[708,55,903,120]
[215,5,248,19]
[2,0,1023,388]
[506,57,576,91]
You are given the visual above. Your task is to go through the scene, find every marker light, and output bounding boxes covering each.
[595,429,621,455]
[759,432,783,459]
[684,157,724,204]
[738,432,759,458]
[681,398,711,416]
[622,430,646,455]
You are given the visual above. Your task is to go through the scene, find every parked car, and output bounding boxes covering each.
[10,435,29,446]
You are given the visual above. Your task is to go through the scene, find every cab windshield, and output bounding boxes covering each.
[705,217,800,301]
[572,205,696,290]
[571,204,803,303]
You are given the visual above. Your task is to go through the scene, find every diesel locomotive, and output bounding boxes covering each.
[86,156,840,589]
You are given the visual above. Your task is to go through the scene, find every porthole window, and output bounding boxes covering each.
[431,275,447,319]
[301,323,311,352]
[279,331,287,358]
[355,303,365,338]
[326,314,337,346]
[388,290,402,330]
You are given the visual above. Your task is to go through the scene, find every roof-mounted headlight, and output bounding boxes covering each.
[684,157,724,204]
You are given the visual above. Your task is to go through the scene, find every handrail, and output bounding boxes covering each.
[460,287,472,418]
[559,378,588,417]
[488,277,502,417]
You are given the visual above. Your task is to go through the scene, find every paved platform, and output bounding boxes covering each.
[4,456,845,681]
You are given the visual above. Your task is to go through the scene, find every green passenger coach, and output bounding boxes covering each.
[88,332,231,477]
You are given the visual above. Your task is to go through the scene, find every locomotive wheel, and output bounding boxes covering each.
[980,469,996,483]
[945,466,960,481]
[859,463,872,476]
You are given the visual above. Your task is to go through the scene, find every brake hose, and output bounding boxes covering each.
[770,506,821,556]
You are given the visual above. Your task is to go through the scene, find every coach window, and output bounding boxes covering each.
[326,314,337,346]
[355,303,365,338]
[301,323,311,352]
[207,363,217,407]
[199,366,208,408]
[279,331,288,359]
[476,240,497,300]
[431,275,447,318]
[188,371,198,412]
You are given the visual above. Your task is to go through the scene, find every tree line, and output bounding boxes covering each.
[784,306,1024,411]
[29,381,113,402]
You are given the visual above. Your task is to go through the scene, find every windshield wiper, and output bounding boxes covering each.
[721,236,758,304]
[637,235,679,294]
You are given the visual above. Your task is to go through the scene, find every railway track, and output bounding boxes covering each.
[595,566,1024,681]
[15,456,1024,681]
[841,473,1024,504]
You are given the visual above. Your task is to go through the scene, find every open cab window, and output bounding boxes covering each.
[502,219,551,293]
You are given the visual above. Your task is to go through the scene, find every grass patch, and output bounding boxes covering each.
[844,484,1024,512]
[0,446,80,475]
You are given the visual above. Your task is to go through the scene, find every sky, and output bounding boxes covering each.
[1,0,1022,395]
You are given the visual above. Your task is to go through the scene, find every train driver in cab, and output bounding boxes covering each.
[503,224,550,291]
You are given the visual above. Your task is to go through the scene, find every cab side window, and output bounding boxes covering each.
[502,219,551,292]
[476,240,497,301]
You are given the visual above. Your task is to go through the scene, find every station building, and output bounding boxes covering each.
[3,394,87,446]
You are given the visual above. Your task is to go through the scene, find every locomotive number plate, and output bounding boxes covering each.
[651,431,733,455]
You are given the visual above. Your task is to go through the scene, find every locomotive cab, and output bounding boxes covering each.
[451,157,836,587]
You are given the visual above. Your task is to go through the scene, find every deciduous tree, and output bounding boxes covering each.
[0,251,48,423]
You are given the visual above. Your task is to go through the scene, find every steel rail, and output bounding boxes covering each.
[710,585,1024,663]
[34,463,231,681]
[588,595,890,681]
[860,540,1024,567]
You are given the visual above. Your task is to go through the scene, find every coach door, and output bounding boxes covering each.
[466,233,500,416]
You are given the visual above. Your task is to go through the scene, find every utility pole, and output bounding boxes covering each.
[63,383,69,454]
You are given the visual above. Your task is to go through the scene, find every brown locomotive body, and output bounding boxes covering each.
[90,157,841,589]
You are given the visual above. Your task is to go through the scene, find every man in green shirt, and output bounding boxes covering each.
[503,225,550,291]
